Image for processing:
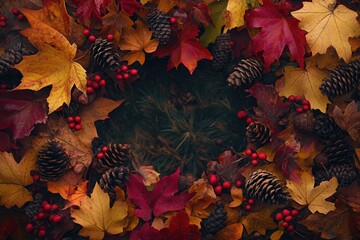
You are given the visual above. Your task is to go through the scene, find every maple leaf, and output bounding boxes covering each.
[118,0,142,16]
[332,101,360,141]
[0,132,11,151]
[158,210,200,240]
[48,180,88,208]
[130,222,160,240]
[154,22,213,74]
[70,183,137,240]
[224,0,247,31]
[126,168,194,221]
[102,0,133,35]
[0,90,48,139]
[241,204,278,235]
[0,148,37,208]
[246,0,307,71]
[215,223,243,240]
[292,0,360,63]
[120,20,159,65]
[14,9,86,113]
[192,2,212,26]
[286,171,338,214]
[276,58,330,113]
[74,0,110,22]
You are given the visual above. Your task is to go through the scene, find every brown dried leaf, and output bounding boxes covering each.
[229,186,243,208]
[338,181,360,213]
[332,101,360,141]
[241,204,278,235]
[215,223,243,240]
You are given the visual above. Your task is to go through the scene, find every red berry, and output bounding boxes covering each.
[214,185,223,195]
[282,221,289,228]
[245,149,252,156]
[107,34,114,41]
[123,73,129,79]
[43,203,51,212]
[26,223,33,233]
[39,229,46,237]
[285,215,293,222]
[275,212,283,221]
[75,124,82,131]
[94,75,101,82]
[32,174,40,182]
[230,40,234,46]
[101,146,108,153]
[96,152,104,159]
[251,159,258,166]
[12,8,19,15]
[86,87,94,94]
[116,74,123,80]
[248,199,255,205]
[282,209,291,216]
[51,204,59,212]
[170,17,176,24]
[86,79,92,86]
[291,209,298,216]
[67,116,74,123]
[209,174,218,186]
[49,214,55,222]
[246,117,253,124]
[99,79,106,86]
[42,201,49,207]
[0,16,6,21]
[88,35,96,42]
[33,215,39,221]
[245,204,251,211]
[222,181,231,189]
[237,110,247,119]
[130,69,138,76]
[0,83,7,89]
[235,180,242,187]
[294,95,302,102]
[52,215,62,223]
[296,107,303,113]
[74,116,81,123]
[287,225,294,231]
[68,122,75,129]
[116,68,122,73]
[17,14,25,21]
[243,197,247,202]
[288,95,295,102]
[0,21,6,27]
[302,99,310,105]
[92,82,99,89]
[251,153,258,159]
[258,153,267,160]
[121,65,128,72]
[303,105,310,111]
[38,212,45,220]
[83,29,90,35]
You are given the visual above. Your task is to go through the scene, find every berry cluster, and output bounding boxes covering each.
[116,64,138,82]
[237,110,253,124]
[244,149,267,166]
[0,15,7,28]
[83,28,114,42]
[208,174,232,195]
[242,197,255,211]
[95,146,109,159]
[288,95,311,113]
[12,8,25,21]
[67,115,82,131]
[86,74,106,95]
[26,201,62,239]
[274,208,299,233]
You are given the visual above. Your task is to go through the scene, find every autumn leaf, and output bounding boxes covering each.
[70,183,137,240]
[229,186,243,208]
[286,171,338,214]
[14,9,86,113]
[292,0,360,63]
[270,230,284,240]
[0,148,37,208]
[215,223,243,240]
[48,180,88,208]
[154,22,213,74]
[120,20,159,65]
[0,132,11,151]
[103,0,133,36]
[130,222,160,240]
[126,168,194,221]
[118,0,142,16]
[74,0,110,22]
[192,2,212,26]
[241,204,278,235]
[338,181,360,213]
[332,101,360,141]
[0,90,48,140]
[157,0,178,13]
[138,166,160,187]
[246,0,306,71]
[276,58,330,112]
[224,0,247,31]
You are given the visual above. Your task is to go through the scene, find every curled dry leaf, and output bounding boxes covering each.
[224,0,247,31]
[332,101,360,141]
[229,186,243,208]
[48,180,88,208]
[138,165,160,187]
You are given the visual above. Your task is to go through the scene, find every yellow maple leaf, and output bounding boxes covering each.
[276,59,330,112]
[14,9,86,113]
[224,0,247,31]
[241,204,278,235]
[70,183,137,240]
[48,180,88,208]
[0,149,37,208]
[120,20,159,65]
[291,0,360,63]
[286,171,338,214]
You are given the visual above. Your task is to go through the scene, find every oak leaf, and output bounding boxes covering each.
[276,59,330,112]
[332,101,360,141]
[241,204,278,235]
[292,0,360,63]
[70,183,136,240]
[286,171,338,214]
[0,149,37,208]
[14,9,86,113]
[224,0,247,31]
[120,20,159,65]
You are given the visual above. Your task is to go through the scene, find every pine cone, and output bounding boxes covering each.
[37,141,70,181]
[314,113,345,139]
[320,59,360,100]
[227,58,263,88]
[200,202,227,239]
[313,164,357,186]
[24,194,42,218]
[99,166,129,199]
[321,139,354,165]
[245,169,290,204]
[96,143,131,173]
[90,38,121,71]
[147,8,171,45]
[212,33,232,71]
[246,122,272,148]
[293,111,316,134]
[58,101,81,118]
[0,42,35,75]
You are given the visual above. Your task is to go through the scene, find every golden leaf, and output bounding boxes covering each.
[215,223,243,240]
[241,204,278,235]
[292,0,360,62]
[0,149,37,208]
[229,186,243,208]
[286,171,338,214]
[270,230,284,240]
[224,0,247,31]
[103,0,134,36]
[48,180,88,208]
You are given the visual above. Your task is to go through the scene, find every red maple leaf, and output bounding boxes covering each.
[191,2,213,26]
[0,90,48,140]
[273,143,301,182]
[0,132,11,151]
[154,22,213,74]
[126,168,194,221]
[118,0,142,16]
[159,210,200,240]
[130,222,159,240]
[245,0,306,71]
[74,0,110,22]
